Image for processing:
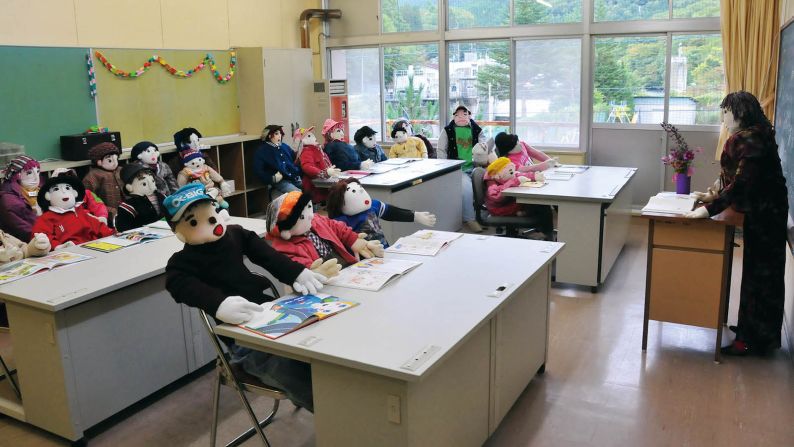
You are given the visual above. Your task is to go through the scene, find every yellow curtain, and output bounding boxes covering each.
[716,0,780,159]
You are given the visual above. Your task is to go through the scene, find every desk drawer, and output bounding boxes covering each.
[652,219,726,251]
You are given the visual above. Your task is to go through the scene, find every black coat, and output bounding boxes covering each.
[115,193,165,232]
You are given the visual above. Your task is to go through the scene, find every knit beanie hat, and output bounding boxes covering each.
[178,148,204,165]
[494,132,519,157]
[131,141,158,161]
[353,126,378,145]
[266,191,312,238]
[486,157,512,177]
[87,142,121,162]
[4,155,39,181]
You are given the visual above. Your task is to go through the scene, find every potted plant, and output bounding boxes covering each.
[661,122,700,194]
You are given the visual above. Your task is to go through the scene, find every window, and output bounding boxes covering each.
[383,43,441,139]
[594,0,669,22]
[382,0,439,33]
[513,0,582,25]
[330,48,383,139]
[515,38,581,147]
[673,0,720,19]
[668,34,724,125]
[447,0,509,29]
[448,41,510,139]
[593,36,666,124]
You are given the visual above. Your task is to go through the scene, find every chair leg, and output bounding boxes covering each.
[210,369,222,447]
[229,379,271,447]
[0,354,20,401]
[225,399,280,447]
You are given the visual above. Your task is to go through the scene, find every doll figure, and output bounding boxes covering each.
[0,230,50,264]
[388,121,428,159]
[295,127,340,204]
[131,141,179,196]
[266,191,383,271]
[392,118,436,158]
[253,124,302,195]
[492,132,558,173]
[32,175,115,249]
[82,142,125,221]
[51,168,109,225]
[484,157,553,240]
[353,126,388,163]
[163,183,327,411]
[322,119,374,172]
[326,178,436,247]
[115,164,166,232]
[0,155,43,242]
[174,129,232,210]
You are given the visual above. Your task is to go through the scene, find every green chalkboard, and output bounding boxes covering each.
[0,46,98,160]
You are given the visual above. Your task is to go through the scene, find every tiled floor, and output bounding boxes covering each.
[0,218,792,447]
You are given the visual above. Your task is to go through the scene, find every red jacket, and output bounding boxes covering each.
[299,145,332,203]
[484,175,523,216]
[269,214,359,268]
[31,207,115,248]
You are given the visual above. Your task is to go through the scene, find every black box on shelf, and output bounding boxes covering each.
[60,132,122,161]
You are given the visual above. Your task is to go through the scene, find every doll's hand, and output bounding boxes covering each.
[54,241,76,251]
[293,269,326,295]
[215,296,263,325]
[684,207,709,219]
[351,236,374,259]
[691,189,716,203]
[326,166,342,177]
[414,211,436,227]
[471,143,489,166]
[534,171,545,182]
[366,240,384,258]
[220,181,233,196]
[273,172,283,184]
[360,159,374,170]
[27,233,51,256]
[517,176,531,184]
[0,245,23,263]
[309,258,342,279]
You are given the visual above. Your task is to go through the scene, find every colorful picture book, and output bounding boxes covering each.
[82,229,171,253]
[0,251,94,285]
[240,294,358,339]
[386,229,464,256]
[641,192,697,215]
[326,258,422,291]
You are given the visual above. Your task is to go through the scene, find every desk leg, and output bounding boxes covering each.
[642,221,655,351]
[555,201,602,287]
[723,227,736,325]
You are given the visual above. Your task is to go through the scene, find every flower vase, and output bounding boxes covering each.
[675,174,691,195]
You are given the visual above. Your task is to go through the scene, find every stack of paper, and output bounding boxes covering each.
[386,230,464,256]
[641,193,697,215]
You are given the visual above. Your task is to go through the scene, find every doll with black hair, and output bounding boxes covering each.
[115,164,166,232]
[322,119,374,171]
[388,120,428,159]
[253,124,302,194]
[174,128,232,210]
[82,142,125,221]
[130,141,178,196]
[392,119,436,158]
[353,126,388,163]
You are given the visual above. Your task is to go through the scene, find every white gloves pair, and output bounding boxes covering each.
[360,159,374,170]
[414,211,436,227]
[351,233,384,259]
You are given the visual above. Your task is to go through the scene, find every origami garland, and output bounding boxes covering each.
[93,50,237,84]
[86,50,97,98]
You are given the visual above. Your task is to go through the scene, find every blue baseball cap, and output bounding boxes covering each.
[164,183,214,222]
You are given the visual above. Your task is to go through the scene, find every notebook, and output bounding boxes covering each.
[0,251,93,285]
[240,294,358,339]
[386,230,464,256]
[641,193,697,215]
[326,258,422,291]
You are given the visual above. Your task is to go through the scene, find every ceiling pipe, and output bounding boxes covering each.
[300,9,342,49]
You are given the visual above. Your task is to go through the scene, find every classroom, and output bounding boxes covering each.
[0,0,792,446]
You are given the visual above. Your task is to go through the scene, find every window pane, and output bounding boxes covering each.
[447,41,510,139]
[447,0,509,29]
[516,39,581,147]
[669,34,725,125]
[593,36,666,124]
[330,48,383,140]
[673,0,720,18]
[382,0,438,33]
[514,0,582,25]
[383,43,441,139]
[594,0,669,22]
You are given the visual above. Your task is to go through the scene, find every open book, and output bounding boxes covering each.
[82,229,172,253]
[340,170,371,179]
[0,251,94,285]
[327,258,422,291]
[386,230,464,256]
[641,192,696,215]
[543,171,575,181]
[240,294,358,339]
[554,165,589,174]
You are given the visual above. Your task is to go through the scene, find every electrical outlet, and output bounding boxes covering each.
[387,395,401,424]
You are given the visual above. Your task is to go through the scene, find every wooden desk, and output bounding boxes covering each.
[217,235,564,447]
[314,159,465,243]
[0,217,268,442]
[641,212,736,362]
[502,166,636,291]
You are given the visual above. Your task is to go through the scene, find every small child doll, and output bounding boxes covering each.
[0,155,43,242]
[32,175,115,249]
[493,132,558,174]
[326,178,436,247]
[322,119,374,171]
[163,183,327,411]
[130,141,179,196]
[266,191,383,271]
[82,142,125,221]
[388,121,428,159]
[295,127,340,204]
[51,168,109,225]
[253,124,303,194]
[116,164,165,232]
[174,129,232,210]
[0,230,50,264]
[353,126,388,163]
[484,157,543,217]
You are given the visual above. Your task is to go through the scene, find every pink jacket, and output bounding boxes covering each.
[484,175,523,216]
[269,214,359,268]
[508,141,551,173]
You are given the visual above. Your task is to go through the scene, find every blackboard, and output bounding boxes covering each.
[775,18,794,249]
[0,46,98,160]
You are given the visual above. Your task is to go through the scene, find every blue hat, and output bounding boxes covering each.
[163,183,214,222]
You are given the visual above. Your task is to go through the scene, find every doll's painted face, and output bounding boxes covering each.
[393,130,409,144]
[301,132,318,146]
[186,157,206,171]
[138,146,160,165]
[495,162,517,181]
[45,183,79,210]
[174,201,225,245]
[453,110,471,127]
[19,166,40,188]
[98,154,118,171]
[269,130,283,145]
[330,128,345,141]
[126,173,157,197]
[341,182,371,216]
[282,202,314,240]
[362,135,377,149]
[722,107,739,132]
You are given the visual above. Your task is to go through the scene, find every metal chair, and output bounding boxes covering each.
[200,285,286,447]
[0,306,21,401]
[471,167,543,238]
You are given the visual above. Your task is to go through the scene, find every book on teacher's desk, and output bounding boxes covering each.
[240,294,358,339]
[326,258,422,291]
[0,251,94,285]
[641,192,696,215]
[385,229,463,256]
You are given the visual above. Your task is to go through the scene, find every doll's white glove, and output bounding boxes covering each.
[0,245,23,263]
[26,233,51,257]
[360,159,374,170]
[220,181,233,196]
[471,143,489,166]
[273,172,283,184]
[691,188,717,203]
[366,240,384,257]
[54,241,76,251]
[685,207,709,219]
[215,296,263,325]
[518,176,531,184]
[326,166,342,177]
[534,171,545,182]
[218,209,232,222]
[293,268,326,295]
[414,211,436,227]
[351,234,377,259]
[310,258,342,279]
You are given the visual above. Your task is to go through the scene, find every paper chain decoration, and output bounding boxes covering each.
[93,50,236,84]
[86,50,97,98]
